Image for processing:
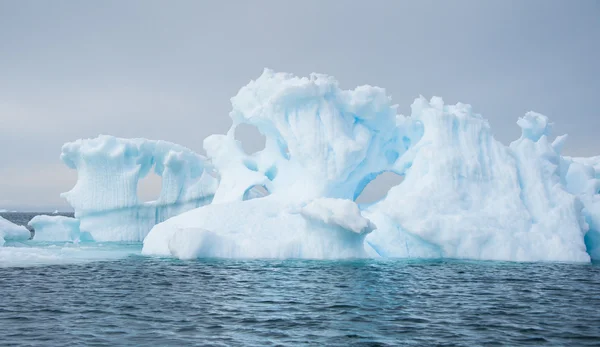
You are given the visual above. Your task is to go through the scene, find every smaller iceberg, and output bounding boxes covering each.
[28,215,87,242]
[60,135,218,242]
[0,216,31,246]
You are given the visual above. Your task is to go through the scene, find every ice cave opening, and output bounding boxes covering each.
[243,185,270,201]
[354,171,404,205]
[137,171,163,203]
[234,123,266,155]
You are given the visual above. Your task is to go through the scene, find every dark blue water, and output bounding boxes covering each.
[1,214,600,346]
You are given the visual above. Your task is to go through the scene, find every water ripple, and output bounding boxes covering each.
[0,257,599,346]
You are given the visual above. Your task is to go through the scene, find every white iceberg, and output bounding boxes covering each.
[60,136,218,241]
[52,69,600,263]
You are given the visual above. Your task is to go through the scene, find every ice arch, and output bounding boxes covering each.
[204,68,424,203]
[234,123,266,155]
[61,135,218,241]
[143,69,420,258]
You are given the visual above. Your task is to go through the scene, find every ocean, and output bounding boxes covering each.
[1,213,599,346]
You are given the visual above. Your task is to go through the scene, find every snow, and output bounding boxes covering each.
[28,215,87,242]
[60,135,218,241]
[0,216,30,247]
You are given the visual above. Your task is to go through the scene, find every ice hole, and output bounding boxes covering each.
[235,123,266,155]
[137,172,163,203]
[354,171,404,205]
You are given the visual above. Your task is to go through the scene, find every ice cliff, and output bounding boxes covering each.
[58,69,599,262]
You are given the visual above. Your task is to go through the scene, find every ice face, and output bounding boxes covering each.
[0,216,30,247]
[60,135,218,241]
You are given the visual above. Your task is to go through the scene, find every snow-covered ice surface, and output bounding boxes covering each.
[28,215,88,242]
[35,69,599,263]
[61,135,218,242]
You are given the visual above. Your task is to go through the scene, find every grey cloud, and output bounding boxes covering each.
[0,0,598,210]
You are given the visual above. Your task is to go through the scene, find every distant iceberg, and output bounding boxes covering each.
[28,215,89,242]
[55,69,599,262]
[0,216,30,247]
[60,136,218,241]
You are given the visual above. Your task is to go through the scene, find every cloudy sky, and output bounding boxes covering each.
[0,0,598,211]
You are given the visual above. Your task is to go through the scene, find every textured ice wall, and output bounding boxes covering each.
[61,136,218,241]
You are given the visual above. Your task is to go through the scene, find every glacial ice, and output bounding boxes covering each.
[0,216,30,247]
[60,135,218,241]
[49,69,600,263]
[28,215,88,242]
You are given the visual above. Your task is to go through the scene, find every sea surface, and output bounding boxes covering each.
[1,213,600,346]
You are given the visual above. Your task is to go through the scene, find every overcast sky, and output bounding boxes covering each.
[0,0,598,211]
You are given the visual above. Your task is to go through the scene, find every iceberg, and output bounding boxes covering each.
[143,69,408,259]
[0,216,30,246]
[52,69,599,263]
[28,215,87,242]
[60,135,218,241]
